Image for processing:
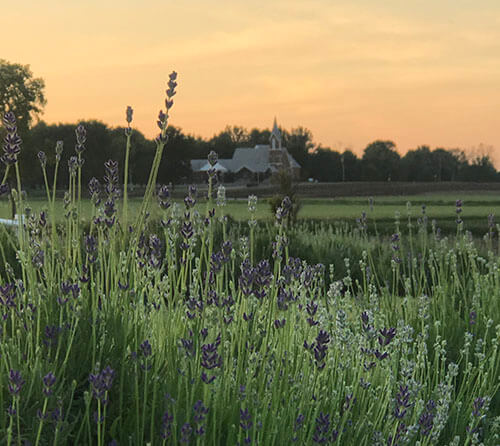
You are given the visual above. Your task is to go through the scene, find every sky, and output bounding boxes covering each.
[3,0,500,162]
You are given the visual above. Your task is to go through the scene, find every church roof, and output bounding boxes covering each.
[191,144,300,174]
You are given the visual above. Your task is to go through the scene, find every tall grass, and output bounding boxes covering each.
[0,79,499,445]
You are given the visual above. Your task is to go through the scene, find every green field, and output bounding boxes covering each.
[2,191,499,231]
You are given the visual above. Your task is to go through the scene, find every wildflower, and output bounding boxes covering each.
[456,199,463,224]
[37,151,47,168]
[0,183,9,196]
[1,111,22,165]
[89,365,115,405]
[88,177,101,204]
[313,330,330,370]
[55,140,64,161]
[216,184,226,208]
[208,150,218,167]
[312,412,330,444]
[75,123,86,154]
[158,185,171,209]
[393,384,412,419]
[193,400,209,436]
[8,370,25,395]
[126,105,133,124]
[140,339,152,358]
[68,156,78,175]
[240,408,253,431]
[180,422,192,444]
[160,410,174,440]
[43,325,60,348]
[418,399,436,437]
[43,372,56,396]
[378,327,396,347]
[85,234,98,263]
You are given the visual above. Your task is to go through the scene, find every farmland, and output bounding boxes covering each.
[1,105,500,445]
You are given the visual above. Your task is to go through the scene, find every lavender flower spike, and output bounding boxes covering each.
[2,112,22,165]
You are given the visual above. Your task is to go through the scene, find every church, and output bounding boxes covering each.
[190,120,301,183]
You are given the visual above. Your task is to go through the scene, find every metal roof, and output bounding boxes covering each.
[191,145,300,173]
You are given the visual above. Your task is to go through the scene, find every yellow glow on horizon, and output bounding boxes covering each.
[3,0,500,163]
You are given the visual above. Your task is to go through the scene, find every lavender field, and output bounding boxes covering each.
[0,77,499,445]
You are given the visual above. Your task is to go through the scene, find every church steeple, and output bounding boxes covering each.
[270,117,282,149]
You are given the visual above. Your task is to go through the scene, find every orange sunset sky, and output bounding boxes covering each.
[4,0,500,162]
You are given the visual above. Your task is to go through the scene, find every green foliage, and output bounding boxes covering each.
[361,140,401,181]
[0,59,46,133]
[269,169,301,224]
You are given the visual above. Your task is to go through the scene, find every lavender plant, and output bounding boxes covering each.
[0,75,499,446]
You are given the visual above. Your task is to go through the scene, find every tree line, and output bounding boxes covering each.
[4,121,496,189]
[1,59,498,188]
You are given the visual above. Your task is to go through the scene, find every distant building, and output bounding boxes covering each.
[191,119,301,183]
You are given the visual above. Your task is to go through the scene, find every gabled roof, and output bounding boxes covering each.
[231,145,271,173]
[191,144,300,174]
[198,161,228,172]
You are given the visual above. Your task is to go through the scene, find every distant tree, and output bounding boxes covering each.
[432,148,464,181]
[458,155,498,182]
[157,126,192,184]
[341,150,361,181]
[0,59,46,133]
[361,140,400,181]
[401,145,436,181]
[282,127,314,177]
[306,146,342,182]
[248,128,271,147]
[209,125,249,159]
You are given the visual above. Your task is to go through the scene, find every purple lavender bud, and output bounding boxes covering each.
[180,422,192,443]
[312,412,330,444]
[184,194,196,209]
[2,111,17,130]
[43,325,60,348]
[193,399,209,425]
[85,234,98,263]
[8,370,25,395]
[378,327,396,347]
[126,106,133,124]
[181,221,194,239]
[472,397,486,417]
[38,151,47,168]
[240,408,253,431]
[68,156,78,174]
[157,110,166,130]
[208,150,218,167]
[200,342,222,370]
[140,339,152,358]
[488,214,495,229]
[160,410,174,440]
[157,184,171,209]
[89,365,115,405]
[43,372,56,396]
[0,183,9,196]
[374,350,388,361]
[75,124,86,154]
[55,140,63,160]
[274,319,286,329]
[418,399,436,436]
[393,384,412,419]
[2,112,22,165]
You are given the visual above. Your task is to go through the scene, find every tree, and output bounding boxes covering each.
[282,127,314,177]
[0,59,46,133]
[361,140,400,181]
[306,146,342,182]
[401,146,436,181]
